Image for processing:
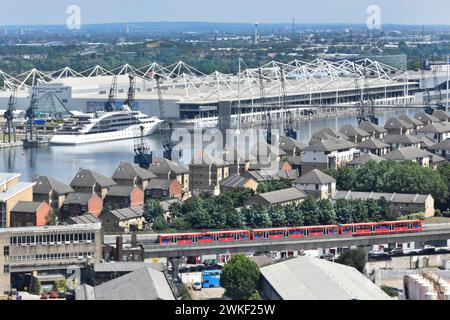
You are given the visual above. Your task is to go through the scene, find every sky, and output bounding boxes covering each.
[1,0,449,26]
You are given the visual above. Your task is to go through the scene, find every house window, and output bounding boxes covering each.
[3,246,9,256]
[4,265,10,274]
[81,205,87,212]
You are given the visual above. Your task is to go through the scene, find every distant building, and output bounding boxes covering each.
[311,127,348,142]
[10,201,51,227]
[70,168,116,199]
[62,192,103,219]
[416,123,450,143]
[347,152,385,168]
[333,190,435,217]
[145,179,182,200]
[384,117,413,135]
[340,124,370,143]
[293,169,336,199]
[244,187,307,208]
[189,151,229,196]
[359,121,387,139]
[260,256,390,300]
[358,138,390,156]
[398,114,424,130]
[111,162,156,190]
[432,109,450,122]
[414,112,441,125]
[300,138,358,175]
[383,146,445,168]
[219,174,258,193]
[0,173,35,228]
[148,157,190,194]
[75,266,174,300]
[279,136,307,156]
[33,175,74,213]
[103,185,144,209]
[100,205,146,233]
[382,134,423,149]
[428,139,450,160]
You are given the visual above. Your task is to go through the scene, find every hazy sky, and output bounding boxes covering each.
[1,0,449,26]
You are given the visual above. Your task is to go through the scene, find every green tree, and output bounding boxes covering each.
[221,254,260,300]
[243,205,271,228]
[316,199,336,225]
[152,216,168,231]
[143,200,165,223]
[46,209,58,226]
[336,248,366,273]
[269,206,286,227]
[299,196,320,226]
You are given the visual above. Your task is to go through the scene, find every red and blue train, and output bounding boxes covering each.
[158,220,423,246]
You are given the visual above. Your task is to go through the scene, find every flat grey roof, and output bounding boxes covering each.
[0,182,35,202]
[86,266,174,300]
[0,172,21,184]
[333,190,431,204]
[0,222,102,234]
[261,256,390,300]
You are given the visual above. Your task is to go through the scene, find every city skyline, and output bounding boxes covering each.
[1,0,450,26]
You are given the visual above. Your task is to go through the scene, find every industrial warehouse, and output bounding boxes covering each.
[0,58,444,127]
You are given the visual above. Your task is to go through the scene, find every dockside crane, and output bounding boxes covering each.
[356,61,379,125]
[24,86,38,143]
[280,66,297,140]
[155,74,179,160]
[104,76,117,112]
[125,73,152,168]
[124,74,136,110]
[259,68,272,145]
[3,89,17,143]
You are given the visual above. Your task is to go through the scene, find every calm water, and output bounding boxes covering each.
[0,109,418,184]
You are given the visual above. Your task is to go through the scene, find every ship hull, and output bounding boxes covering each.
[49,121,161,146]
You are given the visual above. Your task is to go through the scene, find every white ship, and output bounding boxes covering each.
[49,107,162,146]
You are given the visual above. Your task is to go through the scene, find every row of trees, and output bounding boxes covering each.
[326,160,450,206]
[144,187,395,232]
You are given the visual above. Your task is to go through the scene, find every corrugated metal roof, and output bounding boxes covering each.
[260,256,390,300]
[333,190,431,204]
[66,214,101,224]
[90,267,174,300]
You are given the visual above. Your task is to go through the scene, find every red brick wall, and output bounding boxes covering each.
[169,180,182,199]
[130,187,144,206]
[280,161,293,171]
[36,202,51,226]
[88,193,104,217]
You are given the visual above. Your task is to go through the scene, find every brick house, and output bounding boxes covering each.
[145,179,182,200]
[33,175,74,214]
[61,192,103,219]
[103,185,144,209]
[111,162,156,190]
[10,201,52,227]
[70,168,116,199]
[148,157,190,194]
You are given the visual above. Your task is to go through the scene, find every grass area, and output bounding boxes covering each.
[424,217,450,224]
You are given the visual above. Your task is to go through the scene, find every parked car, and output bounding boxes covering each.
[422,245,436,254]
[40,292,48,300]
[57,291,66,299]
[389,247,404,256]
[369,250,389,258]
[192,282,202,291]
[49,291,58,299]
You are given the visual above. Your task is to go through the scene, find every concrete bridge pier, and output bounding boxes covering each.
[168,257,183,277]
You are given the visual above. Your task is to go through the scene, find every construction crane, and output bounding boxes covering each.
[280,66,297,140]
[3,89,17,143]
[104,76,117,112]
[155,74,179,160]
[259,68,272,145]
[24,86,39,144]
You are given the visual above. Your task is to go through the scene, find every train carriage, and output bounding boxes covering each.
[340,220,423,236]
[158,230,250,245]
[251,225,339,240]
